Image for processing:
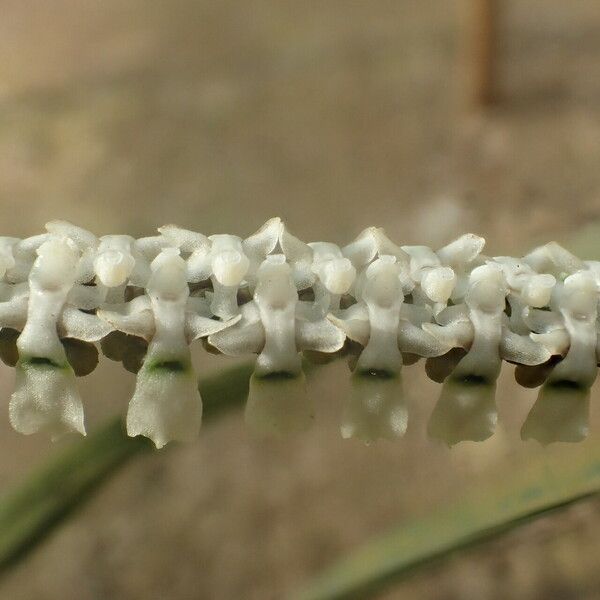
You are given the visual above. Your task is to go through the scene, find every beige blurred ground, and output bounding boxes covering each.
[0,1,599,599]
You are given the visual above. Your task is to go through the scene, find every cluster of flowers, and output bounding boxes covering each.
[0,218,597,447]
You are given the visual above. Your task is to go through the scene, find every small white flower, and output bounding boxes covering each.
[209,254,345,377]
[98,248,238,448]
[493,256,556,334]
[424,264,550,384]
[9,237,112,438]
[526,270,598,388]
[94,235,138,288]
[280,225,376,316]
[329,255,450,378]
[401,245,456,311]
[157,218,282,319]
[435,233,486,302]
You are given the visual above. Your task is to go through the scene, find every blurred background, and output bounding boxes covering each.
[0,0,600,598]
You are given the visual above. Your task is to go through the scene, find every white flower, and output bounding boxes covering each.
[209,254,345,377]
[423,264,551,384]
[9,237,112,438]
[280,225,382,317]
[401,245,456,311]
[155,218,282,320]
[329,255,451,378]
[98,248,239,448]
[526,270,598,388]
[435,233,486,302]
[94,235,138,288]
[493,256,556,334]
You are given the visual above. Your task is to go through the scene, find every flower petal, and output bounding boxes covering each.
[59,306,114,342]
[10,359,85,440]
[127,360,201,448]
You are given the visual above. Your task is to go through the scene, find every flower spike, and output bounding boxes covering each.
[0,219,597,444]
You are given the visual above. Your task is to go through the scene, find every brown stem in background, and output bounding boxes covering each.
[467,0,499,107]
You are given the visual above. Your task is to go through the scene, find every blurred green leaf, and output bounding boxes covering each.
[0,361,254,574]
[294,437,600,600]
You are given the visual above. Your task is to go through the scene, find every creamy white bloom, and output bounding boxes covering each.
[209,254,345,377]
[436,233,486,302]
[329,255,450,377]
[94,235,138,287]
[9,237,112,439]
[423,264,551,385]
[402,245,456,311]
[98,248,238,448]
[493,256,556,334]
[527,271,599,387]
[156,218,282,320]
[280,225,374,316]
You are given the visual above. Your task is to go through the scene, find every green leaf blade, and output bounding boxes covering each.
[294,444,600,600]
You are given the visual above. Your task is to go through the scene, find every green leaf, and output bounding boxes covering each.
[293,445,600,600]
[0,361,254,573]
